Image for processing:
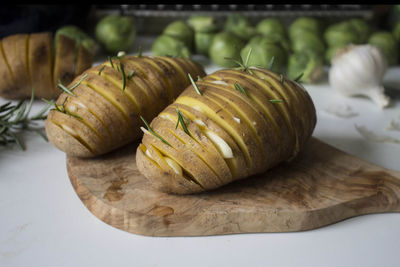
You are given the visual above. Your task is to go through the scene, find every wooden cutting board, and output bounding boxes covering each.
[67,137,400,237]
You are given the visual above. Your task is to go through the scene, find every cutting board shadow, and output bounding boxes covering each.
[67,137,400,237]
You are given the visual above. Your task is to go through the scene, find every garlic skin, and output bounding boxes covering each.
[329,44,390,108]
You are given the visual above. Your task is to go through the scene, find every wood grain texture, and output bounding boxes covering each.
[67,137,400,237]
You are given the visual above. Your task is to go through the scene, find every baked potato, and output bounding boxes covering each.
[0,32,94,100]
[136,67,317,194]
[45,55,206,158]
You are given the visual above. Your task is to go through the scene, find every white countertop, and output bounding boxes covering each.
[1,47,400,267]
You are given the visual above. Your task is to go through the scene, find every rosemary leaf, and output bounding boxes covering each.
[267,56,275,70]
[234,82,249,97]
[57,81,75,96]
[108,56,114,69]
[269,99,284,103]
[138,46,143,57]
[294,72,304,83]
[119,62,126,92]
[98,65,106,75]
[68,73,88,91]
[188,73,202,96]
[140,116,172,147]
[127,70,135,80]
[175,108,192,137]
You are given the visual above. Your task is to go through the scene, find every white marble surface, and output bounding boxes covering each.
[1,44,400,267]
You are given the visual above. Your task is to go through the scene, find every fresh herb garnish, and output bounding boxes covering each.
[108,56,114,69]
[0,89,51,150]
[127,70,135,80]
[224,48,254,75]
[138,46,143,57]
[269,99,283,103]
[98,65,106,75]
[43,97,82,120]
[267,56,275,70]
[188,73,202,96]
[234,82,249,97]
[119,62,126,92]
[140,116,172,147]
[57,73,88,96]
[175,108,192,137]
[293,72,304,83]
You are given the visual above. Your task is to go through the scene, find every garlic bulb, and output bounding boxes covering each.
[329,44,390,108]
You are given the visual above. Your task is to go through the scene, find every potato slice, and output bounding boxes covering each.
[0,40,24,99]
[1,34,31,98]
[75,44,93,76]
[53,34,76,97]
[28,32,54,99]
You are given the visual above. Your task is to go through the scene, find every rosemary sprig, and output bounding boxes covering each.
[267,56,275,70]
[188,73,202,95]
[175,108,192,137]
[269,99,284,103]
[293,72,304,83]
[234,82,249,97]
[224,48,254,75]
[127,70,135,80]
[119,61,127,92]
[1,89,52,150]
[57,73,88,96]
[98,65,106,75]
[138,46,143,57]
[108,56,115,69]
[43,97,82,119]
[140,116,172,147]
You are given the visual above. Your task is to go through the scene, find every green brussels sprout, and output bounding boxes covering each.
[287,51,324,84]
[55,25,99,54]
[187,15,218,33]
[348,18,371,43]
[291,31,325,56]
[256,18,286,38]
[240,35,287,73]
[249,33,290,54]
[324,21,360,47]
[95,15,136,54]
[368,31,398,65]
[392,20,400,41]
[224,13,256,41]
[289,17,322,40]
[194,32,216,56]
[209,32,245,67]
[152,35,191,59]
[163,20,194,51]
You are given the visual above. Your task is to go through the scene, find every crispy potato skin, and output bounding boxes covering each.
[45,56,206,158]
[136,68,317,194]
[0,32,93,100]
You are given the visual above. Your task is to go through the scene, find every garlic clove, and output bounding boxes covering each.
[364,86,390,109]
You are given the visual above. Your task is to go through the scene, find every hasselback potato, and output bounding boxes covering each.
[136,67,317,194]
[45,55,206,157]
[0,32,93,100]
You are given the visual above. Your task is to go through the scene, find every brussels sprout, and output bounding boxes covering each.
[95,15,136,54]
[209,32,245,67]
[240,35,287,73]
[194,32,216,56]
[163,20,194,51]
[256,18,286,38]
[368,31,398,65]
[287,51,324,84]
[187,15,218,33]
[289,17,322,40]
[348,18,371,43]
[55,25,99,54]
[152,35,191,59]
[324,21,361,47]
[392,20,400,41]
[291,31,325,56]
[224,13,256,41]
[249,33,290,54]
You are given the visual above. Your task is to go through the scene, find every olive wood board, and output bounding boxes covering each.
[67,137,400,237]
